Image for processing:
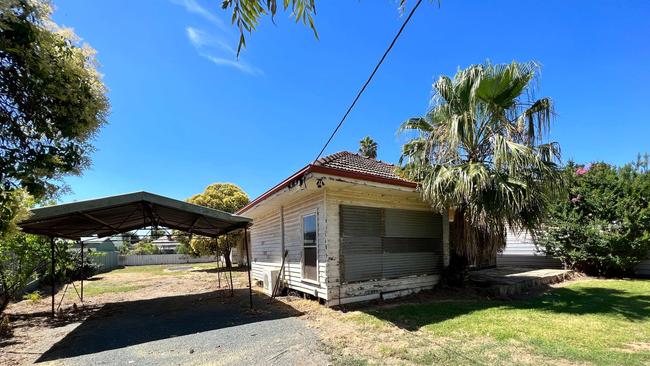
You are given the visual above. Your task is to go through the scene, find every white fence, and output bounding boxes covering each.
[118,254,216,266]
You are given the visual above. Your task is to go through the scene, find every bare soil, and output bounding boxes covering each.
[0,264,250,365]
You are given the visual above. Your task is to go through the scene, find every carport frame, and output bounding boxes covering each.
[19,191,254,316]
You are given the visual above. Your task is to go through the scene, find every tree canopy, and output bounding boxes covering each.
[0,0,109,234]
[359,136,378,159]
[184,183,249,266]
[399,61,563,267]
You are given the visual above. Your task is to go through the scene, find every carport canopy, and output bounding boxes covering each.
[19,191,252,240]
[18,191,255,315]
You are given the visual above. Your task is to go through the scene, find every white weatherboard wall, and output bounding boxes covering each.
[323,180,449,305]
[499,232,650,276]
[250,190,328,299]
[497,231,563,269]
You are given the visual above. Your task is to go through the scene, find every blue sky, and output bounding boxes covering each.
[52,0,650,202]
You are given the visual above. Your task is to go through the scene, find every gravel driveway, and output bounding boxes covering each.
[35,290,329,366]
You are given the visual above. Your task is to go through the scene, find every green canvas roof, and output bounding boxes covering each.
[19,191,251,239]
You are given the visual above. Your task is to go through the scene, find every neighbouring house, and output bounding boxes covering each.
[238,152,450,305]
[498,231,563,269]
[497,230,650,277]
[80,235,126,252]
[151,235,182,254]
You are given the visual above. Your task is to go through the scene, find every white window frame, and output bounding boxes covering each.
[301,210,319,284]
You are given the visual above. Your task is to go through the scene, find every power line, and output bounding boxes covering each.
[313,0,425,162]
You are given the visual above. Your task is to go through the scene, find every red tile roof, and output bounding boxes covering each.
[238,151,416,214]
[314,151,413,185]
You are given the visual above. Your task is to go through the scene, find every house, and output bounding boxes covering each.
[151,235,182,254]
[80,235,126,252]
[238,151,450,305]
[498,230,650,277]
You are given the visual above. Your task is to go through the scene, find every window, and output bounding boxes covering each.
[302,213,318,282]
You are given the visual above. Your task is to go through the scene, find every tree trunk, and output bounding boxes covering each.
[444,208,505,285]
[223,245,232,269]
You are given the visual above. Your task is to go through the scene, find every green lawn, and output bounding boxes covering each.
[81,282,145,296]
[109,262,219,276]
[340,279,650,365]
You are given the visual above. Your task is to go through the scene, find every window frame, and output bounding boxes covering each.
[300,210,319,284]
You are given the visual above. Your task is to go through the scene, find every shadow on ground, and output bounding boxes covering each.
[356,284,650,331]
[35,289,301,363]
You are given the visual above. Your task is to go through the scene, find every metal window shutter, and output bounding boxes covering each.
[382,209,443,278]
[340,205,444,283]
[340,205,382,282]
[384,209,442,238]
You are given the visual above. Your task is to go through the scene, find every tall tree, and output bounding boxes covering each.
[186,183,249,268]
[399,61,563,269]
[359,136,378,159]
[0,0,109,234]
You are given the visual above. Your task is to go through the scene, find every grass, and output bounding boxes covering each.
[110,262,220,276]
[335,279,650,366]
[81,282,145,296]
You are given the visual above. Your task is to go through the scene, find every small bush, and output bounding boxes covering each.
[537,161,650,276]
[128,240,160,255]
[22,291,41,302]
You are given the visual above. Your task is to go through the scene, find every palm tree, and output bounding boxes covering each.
[399,61,563,268]
[359,136,378,159]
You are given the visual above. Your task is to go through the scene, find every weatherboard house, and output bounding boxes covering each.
[237,152,450,305]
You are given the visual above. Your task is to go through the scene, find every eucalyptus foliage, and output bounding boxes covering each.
[0,0,108,234]
[221,0,421,55]
[400,61,563,266]
[180,183,249,268]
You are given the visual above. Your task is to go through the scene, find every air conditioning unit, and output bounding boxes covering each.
[262,269,281,295]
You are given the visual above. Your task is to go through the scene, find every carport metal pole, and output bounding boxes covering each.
[80,240,84,302]
[50,236,55,317]
[244,227,252,309]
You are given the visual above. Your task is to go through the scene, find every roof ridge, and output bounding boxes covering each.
[315,150,353,165]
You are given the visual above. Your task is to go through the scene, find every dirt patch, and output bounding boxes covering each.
[620,342,650,353]
[0,263,246,365]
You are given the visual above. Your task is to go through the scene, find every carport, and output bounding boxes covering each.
[18,191,253,316]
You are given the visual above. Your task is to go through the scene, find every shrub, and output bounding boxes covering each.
[537,161,650,276]
[22,291,41,303]
[128,240,160,255]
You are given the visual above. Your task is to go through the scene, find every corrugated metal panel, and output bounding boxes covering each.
[383,237,442,253]
[340,205,382,236]
[384,209,442,238]
[340,205,443,282]
[340,205,383,282]
[382,237,443,278]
